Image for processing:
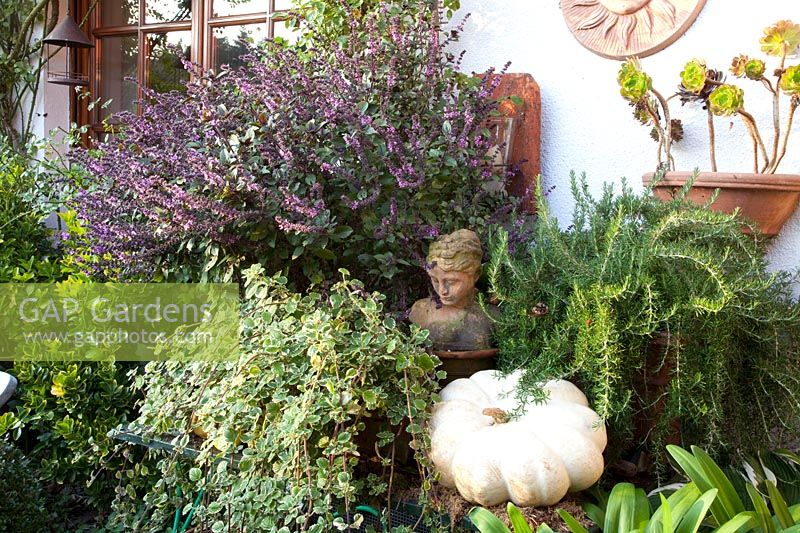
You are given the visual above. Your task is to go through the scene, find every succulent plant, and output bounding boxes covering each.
[708,84,745,116]
[680,59,708,94]
[745,59,766,80]
[781,64,800,93]
[617,59,674,169]
[730,54,748,76]
[676,67,724,107]
[731,55,767,80]
[618,58,652,102]
[617,19,800,174]
[649,118,683,144]
[759,19,800,57]
[669,118,684,143]
[632,100,654,125]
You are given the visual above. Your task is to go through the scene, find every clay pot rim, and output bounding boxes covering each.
[433,348,499,360]
[643,171,800,192]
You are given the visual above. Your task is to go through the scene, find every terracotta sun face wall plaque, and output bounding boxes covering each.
[561,0,707,59]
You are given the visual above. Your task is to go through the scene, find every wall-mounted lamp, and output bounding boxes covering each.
[43,11,93,86]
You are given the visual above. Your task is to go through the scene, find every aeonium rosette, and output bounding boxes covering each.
[616,19,800,174]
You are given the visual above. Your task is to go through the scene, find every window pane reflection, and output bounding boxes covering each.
[147,31,191,92]
[272,18,298,44]
[100,35,138,117]
[101,0,139,26]
[212,24,266,70]
[213,0,268,17]
[145,0,191,23]
[274,0,294,10]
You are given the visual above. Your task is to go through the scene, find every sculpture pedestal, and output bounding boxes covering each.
[434,349,498,386]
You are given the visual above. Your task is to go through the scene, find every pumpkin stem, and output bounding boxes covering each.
[482,407,508,424]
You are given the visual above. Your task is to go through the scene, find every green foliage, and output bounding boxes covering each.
[738,450,800,508]
[1,361,138,512]
[0,133,137,519]
[0,439,50,533]
[470,502,556,533]
[616,57,678,170]
[488,174,800,470]
[0,138,60,282]
[558,480,736,533]
[666,444,800,531]
[744,58,766,81]
[0,130,139,518]
[556,445,800,532]
[291,0,461,48]
[114,266,441,531]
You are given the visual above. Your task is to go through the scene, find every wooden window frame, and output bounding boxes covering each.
[75,0,289,139]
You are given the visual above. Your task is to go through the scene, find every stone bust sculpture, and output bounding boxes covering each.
[409,229,499,351]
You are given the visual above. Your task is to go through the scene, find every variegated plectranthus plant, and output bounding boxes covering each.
[115,266,441,532]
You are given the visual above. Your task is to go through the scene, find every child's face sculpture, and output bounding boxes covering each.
[427,265,478,309]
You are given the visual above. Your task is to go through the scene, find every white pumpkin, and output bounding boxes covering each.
[429,369,607,507]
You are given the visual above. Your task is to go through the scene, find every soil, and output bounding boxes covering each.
[45,483,100,531]
[395,484,592,532]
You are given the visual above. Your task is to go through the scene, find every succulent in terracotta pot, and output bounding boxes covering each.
[617,19,800,174]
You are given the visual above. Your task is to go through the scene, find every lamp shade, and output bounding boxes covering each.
[43,15,93,48]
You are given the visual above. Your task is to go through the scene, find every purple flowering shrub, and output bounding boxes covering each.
[72,1,514,303]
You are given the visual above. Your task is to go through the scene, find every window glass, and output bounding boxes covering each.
[273,0,294,10]
[145,0,192,23]
[212,24,266,69]
[101,0,139,27]
[147,31,192,92]
[100,35,139,116]
[213,0,268,17]
[272,18,298,43]
[92,0,287,130]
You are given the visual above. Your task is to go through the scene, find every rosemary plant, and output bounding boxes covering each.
[488,174,800,471]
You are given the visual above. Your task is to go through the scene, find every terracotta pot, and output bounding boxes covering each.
[642,171,800,237]
[632,333,680,448]
[433,348,498,386]
[620,332,681,475]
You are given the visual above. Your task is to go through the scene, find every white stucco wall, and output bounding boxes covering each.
[41,1,72,143]
[16,23,48,144]
[454,0,800,285]
[36,4,71,232]
[25,8,71,147]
